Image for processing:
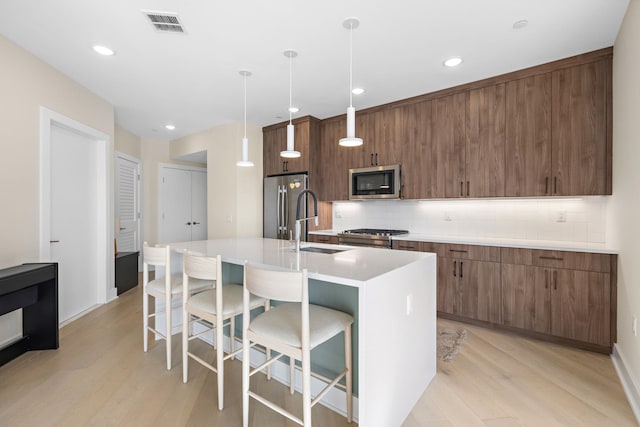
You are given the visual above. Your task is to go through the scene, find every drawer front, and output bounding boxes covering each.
[308,235,338,245]
[392,240,421,251]
[501,247,611,273]
[435,243,500,262]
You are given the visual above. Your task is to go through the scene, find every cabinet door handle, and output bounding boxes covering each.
[185,222,192,225]
[539,256,564,261]
[453,260,457,277]
[370,153,374,166]
[193,221,200,225]
[545,270,549,289]
[449,249,468,253]
[375,153,379,165]
[553,270,558,290]
[545,177,549,195]
[460,261,463,278]
[554,176,557,194]
[460,181,464,197]
[466,181,470,196]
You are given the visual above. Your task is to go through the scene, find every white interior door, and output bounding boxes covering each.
[158,164,208,243]
[190,170,208,240]
[50,124,99,322]
[115,153,141,255]
[159,166,192,243]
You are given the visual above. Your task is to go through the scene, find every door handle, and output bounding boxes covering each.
[192,221,200,225]
[460,181,464,197]
[453,260,457,277]
[460,261,463,278]
[119,227,126,231]
[49,240,60,243]
[545,177,549,195]
[185,222,192,225]
[371,153,374,166]
[545,270,549,289]
[553,270,558,290]
[554,176,558,194]
[375,153,379,165]
[466,181,470,197]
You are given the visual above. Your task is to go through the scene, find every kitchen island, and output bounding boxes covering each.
[165,237,436,427]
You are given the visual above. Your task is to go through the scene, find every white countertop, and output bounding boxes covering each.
[167,237,431,287]
[309,230,618,254]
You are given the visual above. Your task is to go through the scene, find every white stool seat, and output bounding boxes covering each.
[249,303,353,350]
[146,274,210,295]
[186,285,265,316]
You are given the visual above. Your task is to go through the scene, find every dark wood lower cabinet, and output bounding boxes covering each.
[410,239,616,353]
[437,257,501,324]
[501,252,613,351]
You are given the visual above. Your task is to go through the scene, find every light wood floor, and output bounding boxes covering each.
[0,282,636,427]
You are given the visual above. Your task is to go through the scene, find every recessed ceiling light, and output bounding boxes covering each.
[443,57,463,67]
[165,124,175,130]
[288,107,299,113]
[92,45,115,56]
[352,88,365,95]
[513,19,528,29]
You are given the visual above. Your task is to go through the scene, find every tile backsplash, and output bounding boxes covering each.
[332,197,608,243]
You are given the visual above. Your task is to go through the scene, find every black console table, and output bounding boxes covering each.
[0,263,58,366]
[115,251,139,295]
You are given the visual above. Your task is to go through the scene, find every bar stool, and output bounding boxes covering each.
[142,242,210,370]
[182,252,268,411]
[242,262,353,427]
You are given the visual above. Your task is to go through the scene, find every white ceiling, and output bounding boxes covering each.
[0,0,629,141]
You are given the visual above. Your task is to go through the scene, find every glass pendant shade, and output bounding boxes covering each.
[281,123,300,158]
[339,106,363,147]
[237,70,254,167]
[237,137,254,167]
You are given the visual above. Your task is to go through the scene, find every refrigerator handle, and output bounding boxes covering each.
[283,186,288,234]
[277,185,282,237]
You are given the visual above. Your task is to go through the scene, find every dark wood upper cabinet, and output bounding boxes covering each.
[466,84,506,197]
[551,59,611,195]
[265,48,612,200]
[430,93,466,198]
[505,74,552,196]
[397,101,431,199]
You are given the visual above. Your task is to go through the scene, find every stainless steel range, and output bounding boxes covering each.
[337,228,409,248]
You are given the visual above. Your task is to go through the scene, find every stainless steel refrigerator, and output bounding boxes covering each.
[263,174,308,241]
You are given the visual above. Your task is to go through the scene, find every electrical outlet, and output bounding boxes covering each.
[406,294,413,316]
[335,208,343,219]
[444,212,452,222]
[226,214,233,223]
[556,211,567,222]
[633,316,637,337]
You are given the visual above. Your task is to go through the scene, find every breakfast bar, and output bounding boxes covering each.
[165,237,436,427]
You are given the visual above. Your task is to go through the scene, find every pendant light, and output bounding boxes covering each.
[339,17,363,147]
[237,70,254,167]
[280,49,301,158]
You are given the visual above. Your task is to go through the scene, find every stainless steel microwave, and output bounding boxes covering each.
[349,164,401,200]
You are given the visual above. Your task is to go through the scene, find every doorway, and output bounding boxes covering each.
[39,108,113,323]
[115,152,142,269]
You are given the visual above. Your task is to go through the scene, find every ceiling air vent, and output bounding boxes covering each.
[142,11,185,33]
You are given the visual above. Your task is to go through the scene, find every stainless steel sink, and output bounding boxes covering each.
[299,247,349,254]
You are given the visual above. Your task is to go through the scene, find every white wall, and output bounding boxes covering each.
[170,122,263,238]
[0,35,114,346]
[609,0,640,409]
[333,197,608,244]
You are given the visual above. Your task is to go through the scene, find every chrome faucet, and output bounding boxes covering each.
[295,189,319,252]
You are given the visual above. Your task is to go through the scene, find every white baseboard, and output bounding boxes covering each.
[192,324,359,422]
[611,344,640,424]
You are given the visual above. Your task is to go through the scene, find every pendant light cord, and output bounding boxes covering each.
[243,73,247,139]
[289,53,293,124]
[349,21,353,109]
